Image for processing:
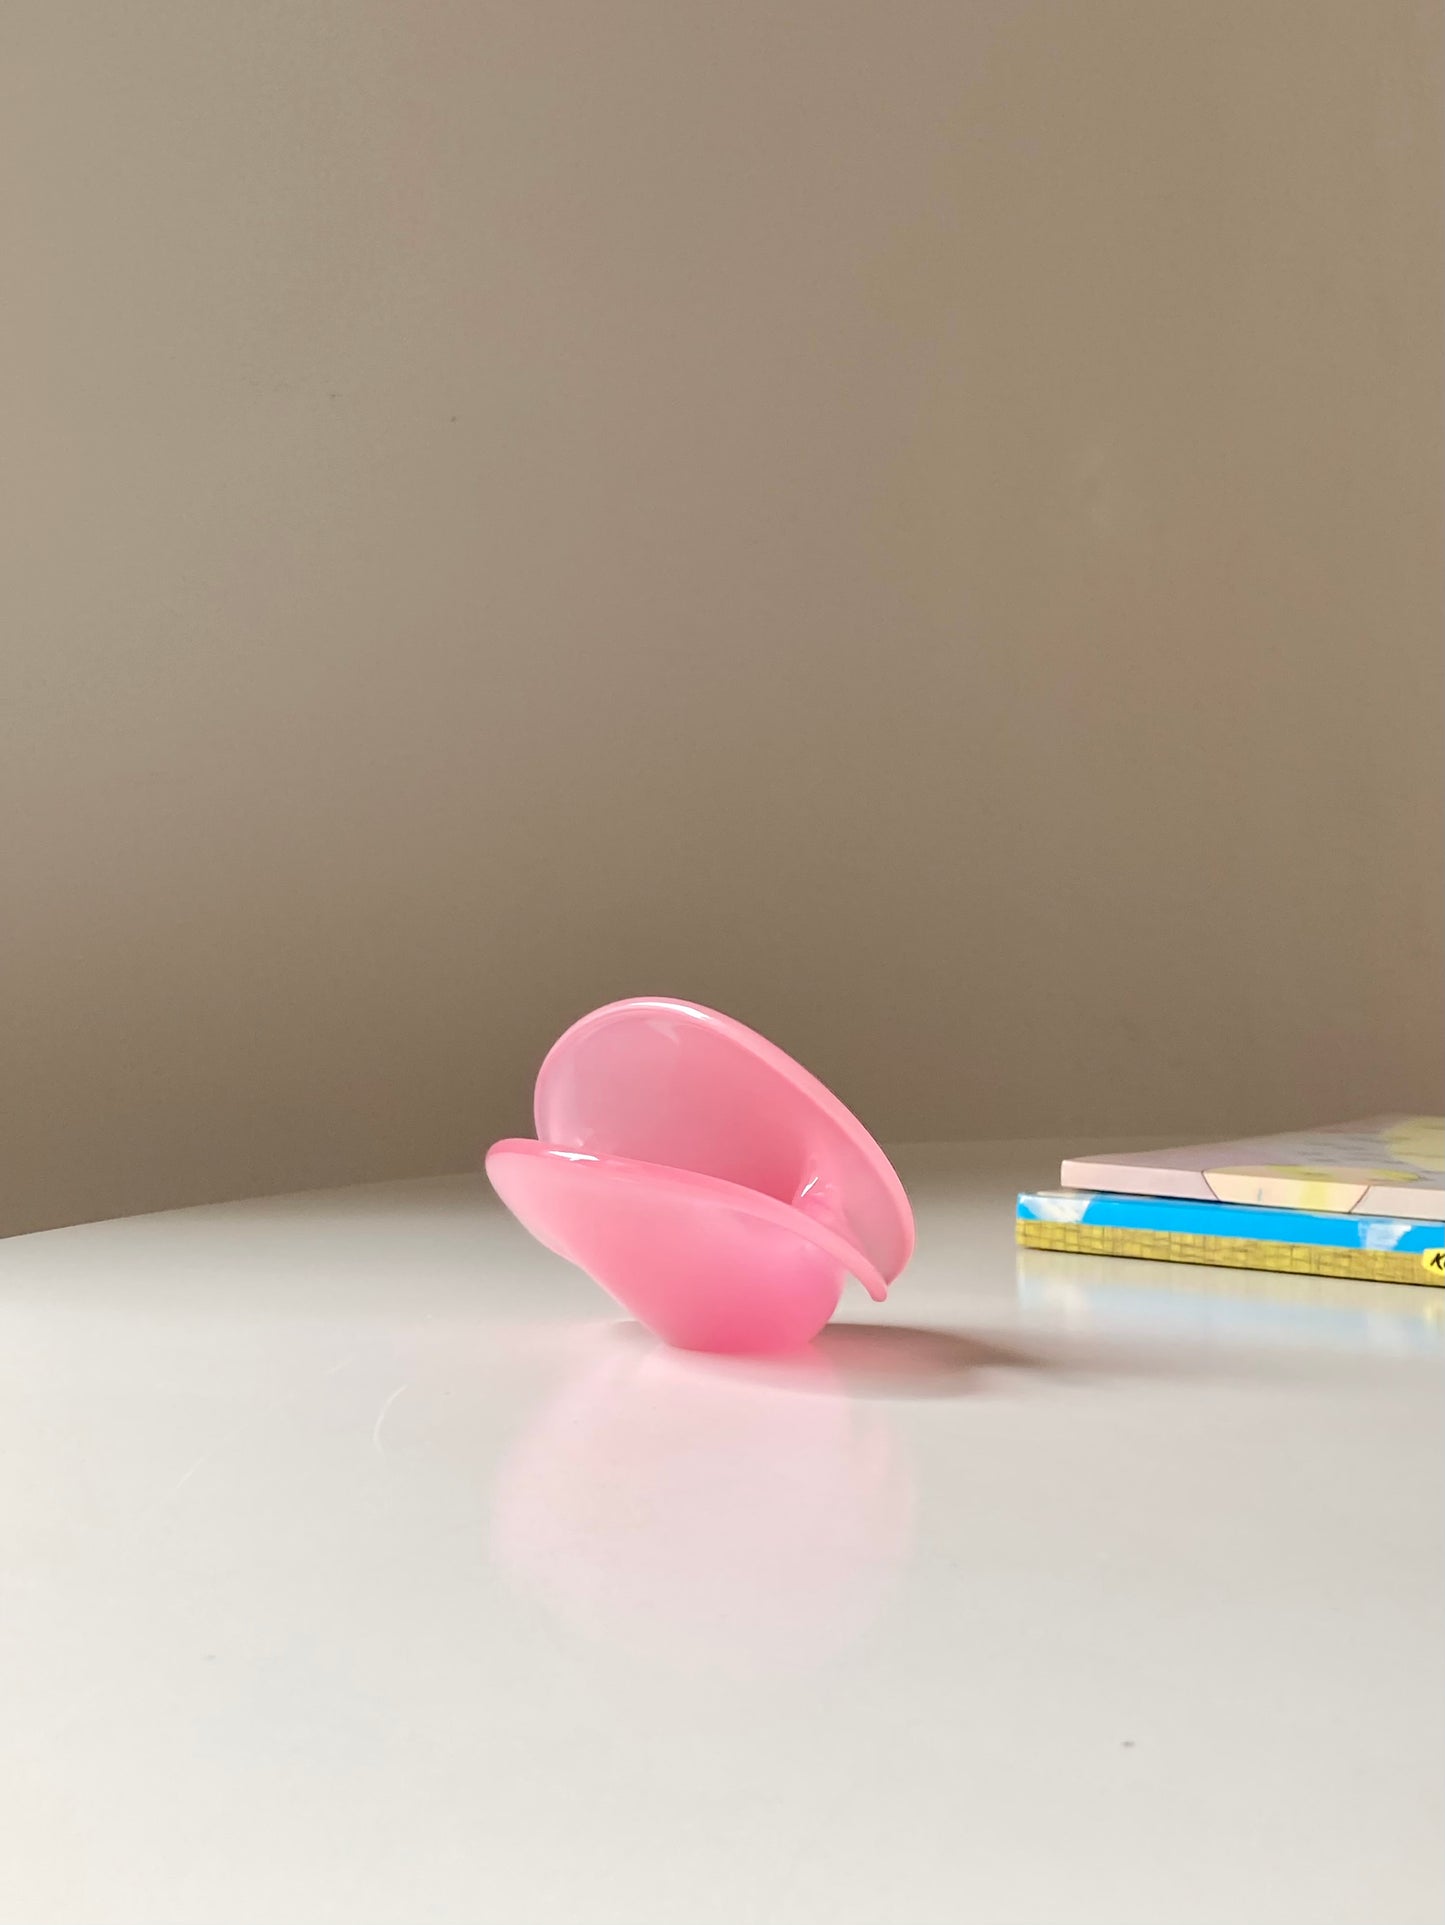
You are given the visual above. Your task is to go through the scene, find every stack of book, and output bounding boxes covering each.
[1017,1116,1444,1288]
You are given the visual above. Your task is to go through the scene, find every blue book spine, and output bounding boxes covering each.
[1018,1190,1440,1253]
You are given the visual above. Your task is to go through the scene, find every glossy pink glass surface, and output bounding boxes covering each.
[485,998,914,1353]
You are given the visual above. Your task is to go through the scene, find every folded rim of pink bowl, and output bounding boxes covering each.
[484,1140,892,1302]
[530,997,915,1291]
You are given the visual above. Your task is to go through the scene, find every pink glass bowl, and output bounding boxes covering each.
[486,998,914,1353]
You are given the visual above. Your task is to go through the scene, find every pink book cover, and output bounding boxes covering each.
[1062,1116,1445,1220]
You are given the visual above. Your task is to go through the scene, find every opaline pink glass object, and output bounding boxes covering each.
[486,998,914,1353]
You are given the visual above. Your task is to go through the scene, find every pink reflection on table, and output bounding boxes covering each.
[491,1324,913,1677]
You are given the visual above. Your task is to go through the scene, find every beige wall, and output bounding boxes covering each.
[3,2,1440,1235]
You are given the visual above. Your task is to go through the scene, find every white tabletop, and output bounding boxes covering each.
[2,1143,1441,1925]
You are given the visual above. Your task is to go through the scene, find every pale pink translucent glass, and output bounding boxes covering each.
[486,998,914,1353]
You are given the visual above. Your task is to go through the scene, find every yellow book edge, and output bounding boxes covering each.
[1016,1218,1445,1288]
